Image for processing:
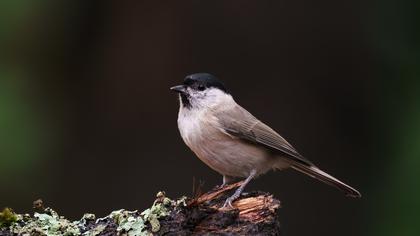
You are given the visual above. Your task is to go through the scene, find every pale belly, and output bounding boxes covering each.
[193,136,277,177]
[179,122,278,177]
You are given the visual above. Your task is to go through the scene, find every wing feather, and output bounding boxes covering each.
[213,104,362,197]
[216,105,313,166]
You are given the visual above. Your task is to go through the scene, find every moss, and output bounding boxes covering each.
[0,208,17,228]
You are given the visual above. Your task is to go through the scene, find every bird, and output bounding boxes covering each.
[170,73,361,208]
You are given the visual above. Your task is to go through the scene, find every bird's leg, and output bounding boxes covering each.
[214,175,235,190]
[223,169,257,208]
[221,175,236,187]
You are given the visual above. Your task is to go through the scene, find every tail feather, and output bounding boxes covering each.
[291,163,361,198]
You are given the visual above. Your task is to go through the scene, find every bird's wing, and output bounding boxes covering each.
[216,104,314,166]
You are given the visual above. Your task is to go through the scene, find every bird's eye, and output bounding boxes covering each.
[197,85,205,91]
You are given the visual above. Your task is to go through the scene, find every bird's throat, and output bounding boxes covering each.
[180,93,192,109]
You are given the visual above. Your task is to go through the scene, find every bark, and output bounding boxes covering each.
[0,182,281,235]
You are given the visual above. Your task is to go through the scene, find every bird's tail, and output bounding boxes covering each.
[291,163,361,198]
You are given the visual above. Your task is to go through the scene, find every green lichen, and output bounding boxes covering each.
[103,191,176,235]
[10,208,80,236]
[106,209,146,235]
[118,215,146,236]
[141,191,178,233]
[0,208,17,228]
[1,192,182,236]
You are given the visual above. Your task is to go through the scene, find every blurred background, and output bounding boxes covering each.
[0,0,419,235]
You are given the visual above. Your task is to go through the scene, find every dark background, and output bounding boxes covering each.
[1,1,419,235]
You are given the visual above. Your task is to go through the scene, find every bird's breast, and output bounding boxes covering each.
[177,109,275,177]
[177,109,220,150]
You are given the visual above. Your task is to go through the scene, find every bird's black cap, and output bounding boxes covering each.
[183,73,228,93]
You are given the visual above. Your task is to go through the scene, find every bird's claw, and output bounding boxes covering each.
[223,199,233,208]
[223,195,237,209]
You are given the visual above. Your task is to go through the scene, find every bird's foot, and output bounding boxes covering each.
[222,192,241,209]
[221,170,256,209]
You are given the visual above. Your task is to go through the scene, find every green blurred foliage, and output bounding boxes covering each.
[0,0,40,43]
[0,70,43,178]
[370,0,420,235]
[0,1,50,182]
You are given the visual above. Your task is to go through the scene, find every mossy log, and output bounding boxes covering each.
[0,182,281,235]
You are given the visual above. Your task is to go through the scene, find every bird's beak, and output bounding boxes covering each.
[170,85,186,94]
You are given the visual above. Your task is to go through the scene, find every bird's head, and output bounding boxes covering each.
[171,73,231,109]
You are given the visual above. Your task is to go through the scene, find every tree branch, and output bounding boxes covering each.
[0,182,281,235]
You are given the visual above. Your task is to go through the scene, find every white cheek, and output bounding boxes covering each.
[197,89,233,108]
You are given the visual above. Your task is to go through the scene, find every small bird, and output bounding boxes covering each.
[171,73,361,207]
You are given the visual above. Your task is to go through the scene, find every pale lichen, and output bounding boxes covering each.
[9,208,80,236]
[140,191,172,233]
[106,191,175,235]
[1,192,180,236]
[82,224,106,236]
